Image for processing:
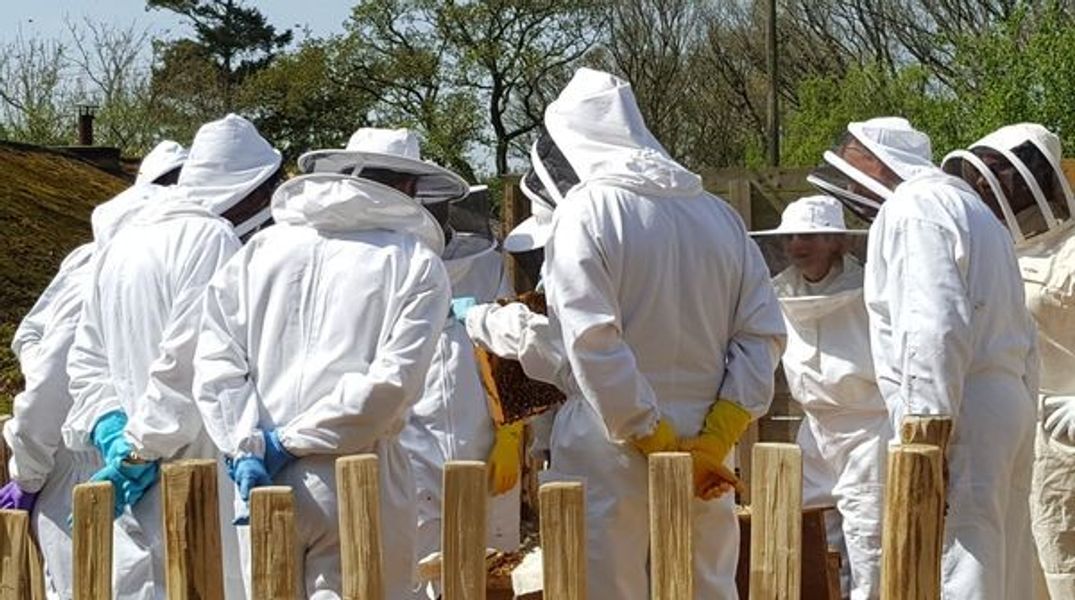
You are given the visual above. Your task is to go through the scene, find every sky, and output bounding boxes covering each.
[1,0,356,46]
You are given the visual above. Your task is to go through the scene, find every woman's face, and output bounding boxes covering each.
[782,234,845,282]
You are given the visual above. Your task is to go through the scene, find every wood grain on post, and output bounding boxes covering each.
[882,443,944,600]
[900,415,953,449]
[749,443,803,600]
[539,482,585,600]
[0,509,30,599]
[736,420,760,505]
[162,459,224,600]
[251,486,297,600]
[648,452,693,600]
[337,455,383,600]
[73,481,112,600]
[441,461,487,600]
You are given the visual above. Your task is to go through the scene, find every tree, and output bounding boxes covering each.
[434,0,604,175]
[66,18,160,153]
[238,39,376,163]
[147,0,293,110]
[341,0,483,181]
[0,34,71,145]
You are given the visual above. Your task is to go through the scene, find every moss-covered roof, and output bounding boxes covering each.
[0,141,128,410]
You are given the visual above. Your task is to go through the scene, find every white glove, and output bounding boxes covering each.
[1042,395,1075,444]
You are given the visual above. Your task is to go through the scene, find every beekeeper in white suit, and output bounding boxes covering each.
[463,133,578,462]
[192,163,450,598]
[942,123,1075,599]
[810,117,1038,599]
[541,67,785,599]
[64,115,280,599]
[0,140,186,599]
[753,195,888,599]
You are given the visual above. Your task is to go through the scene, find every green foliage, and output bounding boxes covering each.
[148,0,292,109]
[237,40,373,163]
[781,5,1075,166]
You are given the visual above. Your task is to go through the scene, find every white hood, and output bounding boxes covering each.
[544,68,702,196]
[91,183,166,245]
[136,140,188,185]
[177,114,282,216]
[271,173,444,254]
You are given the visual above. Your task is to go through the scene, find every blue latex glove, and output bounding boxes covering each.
[228,456,271,526]
[451,296,478,324]
[0,481,38,511]
[263,430,295,478]
[91,410,129,466]
[88,447,160,518]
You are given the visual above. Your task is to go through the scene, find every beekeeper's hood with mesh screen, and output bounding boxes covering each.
[271,173,444,255]
[750,195,867,301]
[136,140,188,185]
[941,123,1075,247]
[505,133,580,253]
[297,127,469,205]
[808,117,935,223]
[543,67,701,196]
[176,114,282,236]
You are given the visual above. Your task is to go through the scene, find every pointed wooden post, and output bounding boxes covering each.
[749,443,802,600]
[162,459,224,599]
[337,455,383,600]
[649,452,693,600]
[442,461,487,600]
[539,481,585,599]
[251,486,297,599]
[882,443,944,599]
[73,481,112,600]
[0,509,30,599]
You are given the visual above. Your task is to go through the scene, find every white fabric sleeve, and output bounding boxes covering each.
[279,250,451,456]
[716,235,787,418]
[4,294,84,491]
[124,227,241,460]
[64,262,124,453]
[882,217,974,423]
[11,244,94,361]
[546,202,659,442]
[465,302,566,387]
[192,250,265,459]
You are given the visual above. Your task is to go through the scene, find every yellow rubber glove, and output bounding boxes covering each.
[488,422,524,495]
[680,399,751,500]
[630,418,678,456]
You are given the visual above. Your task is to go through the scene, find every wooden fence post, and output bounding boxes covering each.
[251,486,297,599]
[539,482,585,600]
[337,455,383,600]
[0,509,30,599]
[749,443,802,600]
[73,481,112,600]
[162,459,224,600]
[882,443,944,599]
[442,461,487,600]
[649,452,693,600]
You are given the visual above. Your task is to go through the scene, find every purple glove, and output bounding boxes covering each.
[0,480,38,511]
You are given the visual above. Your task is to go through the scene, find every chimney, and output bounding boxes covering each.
[77,105,97,146]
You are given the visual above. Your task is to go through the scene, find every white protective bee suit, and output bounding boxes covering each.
[63,115,280,599]
[3,140,187,599]
[541,68,786,600]
[400,229,521,568]
[192,173,450,599]
[942,124,1075,599]
[814,117,1038,600]
[754,196,890,600]
[300,128,521,572]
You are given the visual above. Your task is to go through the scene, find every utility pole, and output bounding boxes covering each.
[766,0,779,167]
